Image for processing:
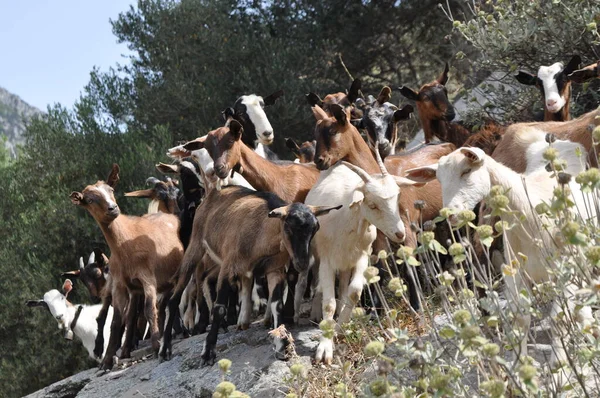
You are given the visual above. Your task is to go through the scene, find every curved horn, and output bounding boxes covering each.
[146,177,161,186]
[87,251,95,266]
[79,257,85,270]
[341,161,373,184]
[373,141,389,177]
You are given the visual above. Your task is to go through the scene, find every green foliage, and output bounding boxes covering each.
[0,100,171,397]
[444,0,600,121]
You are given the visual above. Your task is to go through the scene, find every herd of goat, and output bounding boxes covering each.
[25,57,600,372]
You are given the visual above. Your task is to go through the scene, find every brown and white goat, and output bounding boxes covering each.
[159,185,340,364]
[70,164,183,369]
[492,107,600,172]
[182,120,320,203]
[353,86,414,159]
[515,56,582,121]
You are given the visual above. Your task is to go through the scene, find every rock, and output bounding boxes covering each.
[25,324,320,398]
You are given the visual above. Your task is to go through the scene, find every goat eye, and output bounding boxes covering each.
[368,203,378,210]
[461,168,472,177]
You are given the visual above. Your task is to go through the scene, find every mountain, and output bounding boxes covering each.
[0,86,44,157]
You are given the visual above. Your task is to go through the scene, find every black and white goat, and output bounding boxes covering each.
[26,279,113,361]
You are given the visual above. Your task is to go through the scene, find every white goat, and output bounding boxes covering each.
[305,159,418,364]
[405,140,594,368]
[27,286,113,361]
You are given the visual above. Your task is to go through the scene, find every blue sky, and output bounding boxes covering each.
[0,1,135,111]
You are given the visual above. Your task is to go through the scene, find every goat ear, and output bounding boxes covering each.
[394,105,414,122]
[229,120,244,140]
[398,86,419,102]
[268,205,289,219]
[568,62,600,83]
[156,162,179,175]
[460,147,485,164]
[311,105,329,121]
[306,92,324,108]
[515,71,538,86]
[93,248,108,266]
[26,300,49,309]
[263,90,284,106]
[167,145,191,159]
[349,190,364,209]
[350,118,365,129]
[437,62,450,85]
[404,164,438,184]
[347,78,362,104]
[221,107,235,122]
[124,189,153,198]
[376,86,392,105]
[63,279,73,297]
[309,204,343,217]
[285,138,301,156]
[563,55,582,76]
[393,175,427,187]
[70,192,84,206]
[330,104,347,125]
[61,270,80,278]
[107,164,120,188]
[183,136,207,152]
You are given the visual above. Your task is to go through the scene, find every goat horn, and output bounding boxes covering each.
[79,257,85,270]
[146,177,161,186]
[88,251,95,266]
[341,161,373,184]
[373,141,389,177]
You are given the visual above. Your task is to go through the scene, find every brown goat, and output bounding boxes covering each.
[306,78,363,120]
[568,61,600,83]
[159,185,340,364]
[399,63,472,147]
[70,164,183,369]
[286,138,316,163]
[183,121,320,203]
[492,107,600,172]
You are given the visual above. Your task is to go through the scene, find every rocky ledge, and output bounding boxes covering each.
[25,323,321,398]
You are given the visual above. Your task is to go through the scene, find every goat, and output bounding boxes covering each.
[492,107,600,173]
[515,56,582,121]
[70,164,183,370]
[222,90,284,160]
[353,86,414,159]
[61,250,114,358]
[167,143,253,191]
[159,185,341,364]
[306,78,363,120]
[399,63,472,146]
[286,138,316,164]
[26,279,113,361]
[405,143,593,370]
[306,157,408,364]
[125,177,180,214]
[568,60,600,83]
[182,120,319,203]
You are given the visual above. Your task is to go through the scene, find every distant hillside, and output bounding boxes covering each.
[0,86,44,157]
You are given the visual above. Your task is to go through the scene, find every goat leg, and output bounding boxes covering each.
[282,265,297,325]
[267,269,288,360]
[100,285,127,370]
[142,283,160,355]
[120,293,141,359]
[94,294,112,359]
[201,276,232,367]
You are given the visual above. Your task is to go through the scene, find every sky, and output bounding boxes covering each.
[0,0,135,111]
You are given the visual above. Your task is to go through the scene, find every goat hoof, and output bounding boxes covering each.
[237,323,250,331]
[200,350,216,367]
[193,323,207,335]
[159,344,172,362]
[99,358,113,371]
